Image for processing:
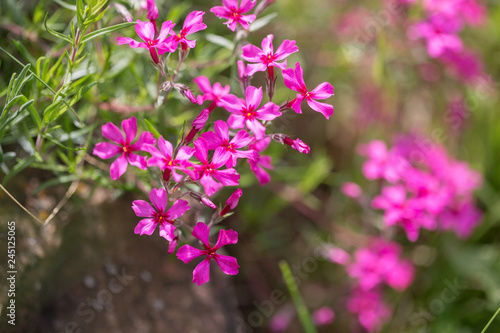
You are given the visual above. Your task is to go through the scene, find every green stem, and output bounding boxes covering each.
[481,305,500,333]
[279,260,317,333]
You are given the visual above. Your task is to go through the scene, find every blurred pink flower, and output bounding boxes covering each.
[341,182,362,199]
[248,137,274,185]
[312,307,335,326]
[347,288,391,333]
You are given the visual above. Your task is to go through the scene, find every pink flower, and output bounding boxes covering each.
[241,34,299,77]
[312,307,335,326]
[270,307,294,332]
[248,137,273,185]
[192,138,240,196]
[210,0,257,31]
[358,140,404,182]
[117,20,176,63]
[144,136,194,182]
[220,188,243,216]
[168,11,207,51]
[439,200,482,239]
[185,109,210,143]
[176,222,239,285]
[372,185,436,241]
[347,288,391,333]
[409,14,463,58]
[201,120,256,168]
[272,134,311,154]
[220,86,281,139]
[282,62,334,119]
[132,188,190,241]
[194,76,231,111]
[146,0,158,21]
[341,182,362,199]
[93,117,155,180]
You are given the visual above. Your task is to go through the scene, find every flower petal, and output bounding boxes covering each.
[132,200,155,217]
[134,218,156,235]
[102,122,124,144]
[214,254,239,275]
[93,142,121,159]
[110,153,128,180]
[214,229,238,249]
[176,244,203,263]
[167,199,190,219]
[192,258,211,285]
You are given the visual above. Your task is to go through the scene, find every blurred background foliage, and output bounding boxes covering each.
[0,0,500,332]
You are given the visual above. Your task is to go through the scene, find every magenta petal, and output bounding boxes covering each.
[128,153,147,169]
[192,258,211,285]
[192,222,210,247]
[134,218,156,235]
[176,244,204,263]
[213,168,240,186]
[241,44,262,62]
[159,223,176,241]
[214,229,238,249]
[214,120,229,142]
[102,122,124,143]
[214,254,239,275]
[201,173,223,196]
[135,20,155,42]
[306,99,333,119]
[256,102,281,120]
[246,118,266,139]
[158,136,173,159]
[110,153,128,180]
[245,86,263,109]
[93,142,121,159]
[212,148,231,168]
[311,82,334,99]
[231,130,252,148]
[167,199,190,219]
[194,76,211,93]
[121,117,137,144]
[246,63,267,76]
[240,0,256,12]
[158,20,175,42]
[275,39,299,60]
[201,131,222,149]
[149,188,167,212]
[176,146,194,161]
[132,200,155,217]
[132,131,156,150]
[227,114,245,129]
[117,37,146,48]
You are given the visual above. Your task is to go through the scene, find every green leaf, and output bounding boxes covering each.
[44,14,74,44]
[249,13,278,32]
[11,40,37,66]
[2,156,36,185]
[80,21,135,44]
[53,0,77,11]
[144,119,161,139]
[33,174,79,194]
[76,0,85,27]
[206,33,235,50]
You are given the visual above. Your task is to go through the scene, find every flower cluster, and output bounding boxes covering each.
[358,136,482,241]
[406,0,486,82]
[324,240,414,332]
[93,0,334,285]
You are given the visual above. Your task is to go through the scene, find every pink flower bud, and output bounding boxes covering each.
[220,189,243,216]
[324,246,350,265]
[113,4,133,22]
[146,0,159,21]
[291,138,310,154]
[341,182,362,199]
[192,109,210,131]
[201,197,217,209]
[174,83,197,104]
[312,307,335,326]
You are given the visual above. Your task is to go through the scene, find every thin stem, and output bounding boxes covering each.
[279,260,317,333]
[0,184,44,224]
[481,305,500,333]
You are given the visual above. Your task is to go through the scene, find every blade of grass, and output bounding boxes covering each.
[279,260,317,333]
[481,305,500,333]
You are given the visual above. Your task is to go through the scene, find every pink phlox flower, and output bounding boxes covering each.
[341,182,362,199]
[220,188,243,216]
[173,83,198,103]
[440,49,485,82]
[312,307,335,326]
[404,169,450,215]
[237,60,250,91]
[358,140,404,182]
[176,222,239,285]
[290,137,310,154]
[168,236,178,254]
[220,86,281,139]
[438,200,482,238]
[113,4,133,22]
[269,306,294,332]
[192,138,240,196]
[282,62,334,119]
[132,188,190,241]
[210,0,257,31]
[423,0,486,26]
[93,116,155,180]
[201,120,256,168]
[144,136,194,182]
[248,137,273,185]
[323,245,351,265]
[168,11,207,51]
[146,0,158,21]
[117,20,176,63]
[194,76,231,109]
[372,185,436,241]
[241,34,299,76]
[408,14,463,58]
[347,288,391,333]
